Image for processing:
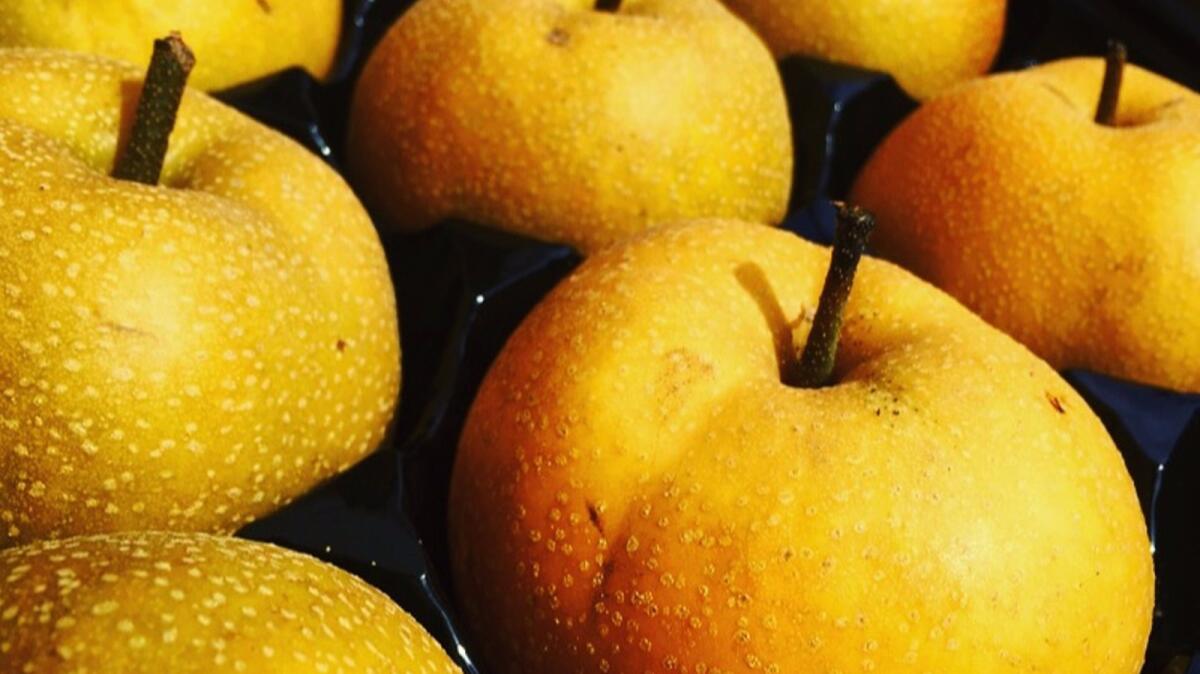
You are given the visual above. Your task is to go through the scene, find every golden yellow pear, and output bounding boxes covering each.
[0,0,341,91]
[0,532,461,673]
[347,0,793,253]
[0,47,400,548]
[449,217,1152,673]
[851,51,1200,392]
[719,0,1006,99]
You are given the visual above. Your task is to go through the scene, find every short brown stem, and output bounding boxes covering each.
[112,33,195,185]
[1095,40,1126,126]
[594,0,622,11]
[788,203,876,389]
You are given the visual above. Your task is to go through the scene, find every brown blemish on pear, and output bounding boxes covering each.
[1046,391,1067,414]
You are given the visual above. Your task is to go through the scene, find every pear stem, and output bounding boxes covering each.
[789,203,876,389]
[112,33,195,185]
[594,0,621,11]
[1095,40,1126,126]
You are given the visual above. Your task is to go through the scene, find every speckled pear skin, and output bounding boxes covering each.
[851,58,1200,393]
[0,0,341,91]
[718,0,1006,100]
[346,0,793,254]
[0,532,461,673]
[449,221,1153,673]
[0,50,400,548]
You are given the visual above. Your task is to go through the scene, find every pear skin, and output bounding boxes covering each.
[718,0,1006,100]
[852,57,1200,392]
[450,221,1153,673]
[0,0,341,91]
[0,50,400,547]
[0,532,461,673]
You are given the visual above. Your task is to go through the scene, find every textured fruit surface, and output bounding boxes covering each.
[852,58,1200,392]
[348,0,793,253]
[0,532,461,673]
[720,0,1006,100]
[450,221,1153,673]
[0,0,341,91]
[0,50,400,547]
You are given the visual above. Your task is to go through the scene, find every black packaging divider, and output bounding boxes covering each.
[224,1,1200,672]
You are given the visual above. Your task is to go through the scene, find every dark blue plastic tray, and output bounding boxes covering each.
[225,1,1200,671]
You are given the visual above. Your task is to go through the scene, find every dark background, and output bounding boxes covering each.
[225,1,1200,672]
